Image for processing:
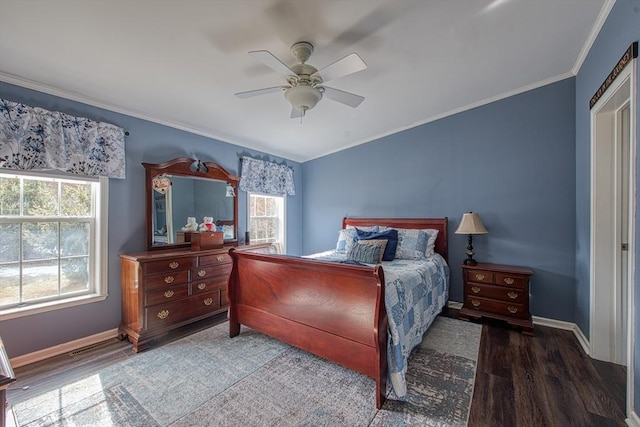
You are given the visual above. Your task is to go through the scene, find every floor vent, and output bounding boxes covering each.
[68,338,120,357]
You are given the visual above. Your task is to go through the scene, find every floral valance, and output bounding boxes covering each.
[239,156,295,196]
[0,98,126,179]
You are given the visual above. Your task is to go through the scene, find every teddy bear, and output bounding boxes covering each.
[181,217,198,232]
[199,216,215,231]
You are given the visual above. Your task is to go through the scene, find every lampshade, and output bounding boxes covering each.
[284,85,323,115]
[455,212,488,235]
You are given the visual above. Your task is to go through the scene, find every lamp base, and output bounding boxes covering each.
[463,258,478,266]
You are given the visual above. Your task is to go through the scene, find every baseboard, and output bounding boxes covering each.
[532,315,591,356]
[447,301,463,310]
[9,328,120,368]
[627,410,640,427]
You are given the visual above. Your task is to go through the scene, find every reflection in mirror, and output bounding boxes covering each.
[152,176,235,245]
[143,158,239,251]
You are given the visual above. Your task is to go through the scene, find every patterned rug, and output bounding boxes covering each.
[12,316,481,427]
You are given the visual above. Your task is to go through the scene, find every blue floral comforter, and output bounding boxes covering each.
[306,250,450,398]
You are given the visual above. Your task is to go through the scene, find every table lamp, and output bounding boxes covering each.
[455,212,488,265]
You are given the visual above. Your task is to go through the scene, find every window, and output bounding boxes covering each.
[0,170,108,319]
[248,193,285,249]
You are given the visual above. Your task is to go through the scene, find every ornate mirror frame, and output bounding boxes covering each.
[143,157,239,251]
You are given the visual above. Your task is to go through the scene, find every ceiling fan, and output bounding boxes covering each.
[235,42,367,118]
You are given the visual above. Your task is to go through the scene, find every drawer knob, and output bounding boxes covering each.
[507,306,518,314]
[164,275,174,284]
[204,298,214,306]
[198,283,206,290]
[504,277,515,285]
[216,255,226,262]
[471,299,481,307]
[471,286,481,294]
[198,269,207,277]
[157,310,169,319]
[507,291,518,299]
[475,273,485,281]
[164,290,174,298]
[168,261,179,269]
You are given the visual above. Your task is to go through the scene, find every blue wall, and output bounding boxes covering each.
[575,0,640,414]
[0,82,303,358]
[303,78,577,320]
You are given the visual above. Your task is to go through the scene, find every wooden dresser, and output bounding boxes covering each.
[119,243,273,352]
[459,263,534,335]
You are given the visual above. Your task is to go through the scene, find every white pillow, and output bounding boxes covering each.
[423,229,439,258]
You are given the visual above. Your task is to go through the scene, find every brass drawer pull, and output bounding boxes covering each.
[471,286,481,294]
[168,261,179,269]
[504,277,515,285]
[198,269,207,277]
[474,273,485,281]
[507,291,518,299]
[204,298,214,306]
[198,283,206,290]
[164,275,174,284]
[471,299,481,307]
[216,255,226,262]
[507,306,518,314]
[157,310,169,319]
[164,290,174,298]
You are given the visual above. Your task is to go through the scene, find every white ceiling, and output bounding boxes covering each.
[0,0,610,163]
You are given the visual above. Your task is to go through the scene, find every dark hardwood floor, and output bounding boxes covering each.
[7,311,627,426]
[441,308,627,427]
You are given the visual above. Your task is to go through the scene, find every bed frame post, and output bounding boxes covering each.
[228,248,240,338]
[375,266,387,409]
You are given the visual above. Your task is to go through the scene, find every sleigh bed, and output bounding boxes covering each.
[228,217,449,409]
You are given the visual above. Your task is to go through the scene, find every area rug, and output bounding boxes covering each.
[11,316,481,427]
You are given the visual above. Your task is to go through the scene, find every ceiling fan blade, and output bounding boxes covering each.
[321,86,364,108]
[235,86,288,98]
[290,107,303,119]
[249,50,296,76]
[312,53,367,83]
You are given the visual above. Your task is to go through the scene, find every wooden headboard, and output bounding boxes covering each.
[342,217,448,262]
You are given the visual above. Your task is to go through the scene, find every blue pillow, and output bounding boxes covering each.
[356,228,398,261]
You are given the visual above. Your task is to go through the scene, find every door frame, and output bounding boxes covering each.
[589,57,637,416]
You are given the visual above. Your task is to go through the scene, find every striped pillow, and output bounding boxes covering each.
[346,241,383,264]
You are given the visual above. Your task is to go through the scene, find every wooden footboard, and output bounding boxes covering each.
[228,249,388,409]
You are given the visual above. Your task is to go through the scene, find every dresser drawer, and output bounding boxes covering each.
[192,273,229,294]
[465,270,494,284]
[192,264,232,280]
[465,296,528,319]
[145,291,221,331]
[465,282,525,304]
[145,270,190,290]
[199,253,232,266]
[145,284,189,307]
[495,273,526,289]
[143,257,196,275]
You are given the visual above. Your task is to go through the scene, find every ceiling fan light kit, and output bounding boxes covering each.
[284,85,322,116]
[235,41,367,118]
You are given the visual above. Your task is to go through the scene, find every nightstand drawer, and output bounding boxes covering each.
[495,273,526,289]
[465,296,528,319]
[464,282,525,304]
[465,270,494,284]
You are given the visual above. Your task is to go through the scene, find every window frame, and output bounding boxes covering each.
[0,170,109,321]
[247,191,286,252]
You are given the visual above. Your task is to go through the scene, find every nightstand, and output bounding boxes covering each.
[459,263,534,335]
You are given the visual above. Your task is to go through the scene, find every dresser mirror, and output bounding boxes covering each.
[144,157,239,250]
